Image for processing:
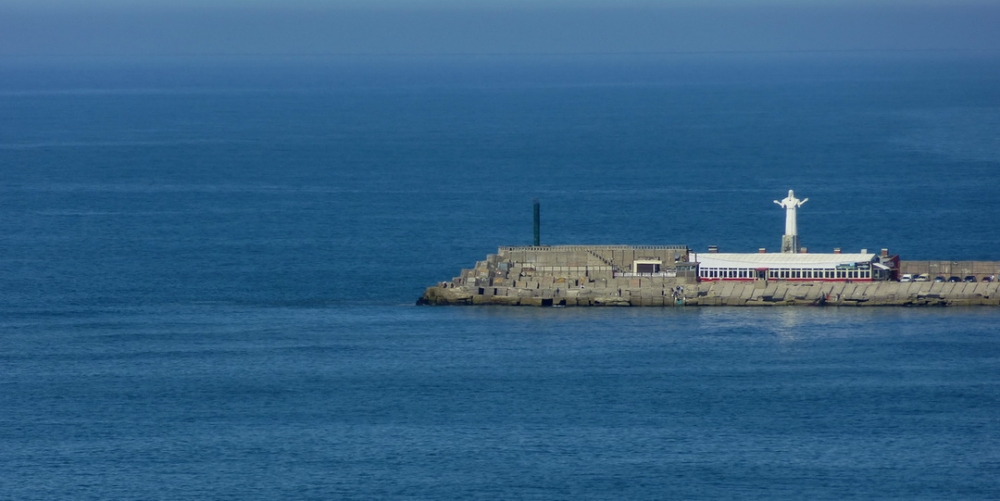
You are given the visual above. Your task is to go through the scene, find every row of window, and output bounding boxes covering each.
[699,265,876,280]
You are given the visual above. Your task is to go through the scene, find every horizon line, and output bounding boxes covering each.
[2,48,998,59]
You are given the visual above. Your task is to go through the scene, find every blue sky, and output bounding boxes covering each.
[2,1,998,56]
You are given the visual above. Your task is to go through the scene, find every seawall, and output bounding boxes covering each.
[419,246,1000,307]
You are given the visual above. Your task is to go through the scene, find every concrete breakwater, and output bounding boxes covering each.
[418,245,1000,307]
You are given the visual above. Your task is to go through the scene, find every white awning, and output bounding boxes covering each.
[692,252,876,269]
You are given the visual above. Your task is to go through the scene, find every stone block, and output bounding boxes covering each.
[489,296,520,306]
[788,284,809,300]
[520,297,544,307]
[852,284,872,301]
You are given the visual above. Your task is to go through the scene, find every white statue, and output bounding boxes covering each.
[774,190,808,236]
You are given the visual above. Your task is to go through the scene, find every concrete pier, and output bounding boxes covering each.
[418,245,1000,307]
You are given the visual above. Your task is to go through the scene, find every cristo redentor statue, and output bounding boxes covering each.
[774,190,808,253]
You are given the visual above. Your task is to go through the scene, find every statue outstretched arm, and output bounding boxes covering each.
[773,200,781,206]
[799,198,809,206]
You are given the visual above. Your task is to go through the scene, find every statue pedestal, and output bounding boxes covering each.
[781,234,799,254]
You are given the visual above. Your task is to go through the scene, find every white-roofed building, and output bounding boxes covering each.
[691,251,892,282]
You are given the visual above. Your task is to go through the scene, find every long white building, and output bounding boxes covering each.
[692,251,894,282]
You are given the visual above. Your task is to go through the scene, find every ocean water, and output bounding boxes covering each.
[2,52,1000,499]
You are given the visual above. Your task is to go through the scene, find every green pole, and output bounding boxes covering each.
[533,199,540,246]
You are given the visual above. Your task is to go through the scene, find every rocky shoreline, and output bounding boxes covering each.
[419,279,1000,307]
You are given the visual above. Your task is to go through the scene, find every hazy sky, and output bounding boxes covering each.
[2,0,998,56]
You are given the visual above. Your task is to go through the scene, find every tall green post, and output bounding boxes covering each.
[533,199,540,246]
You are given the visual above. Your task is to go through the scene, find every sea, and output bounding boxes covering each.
[2,52,999,499]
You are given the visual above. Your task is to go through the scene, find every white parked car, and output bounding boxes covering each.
[914,274,930,282]
[900,274,913,282]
